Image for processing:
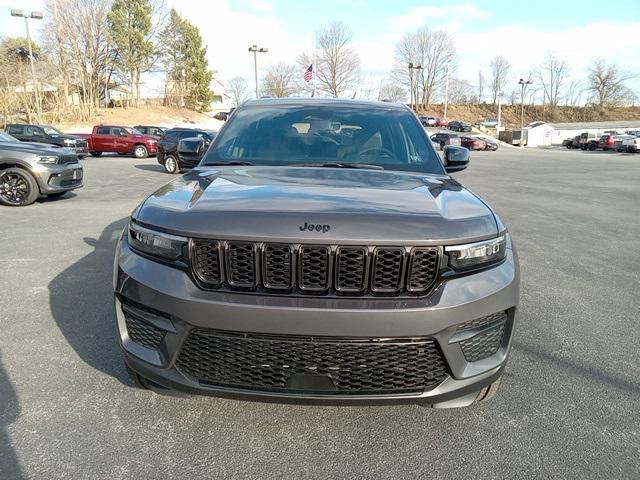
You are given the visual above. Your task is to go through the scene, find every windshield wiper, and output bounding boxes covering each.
[291,162,384,170]
[204,161,254,166]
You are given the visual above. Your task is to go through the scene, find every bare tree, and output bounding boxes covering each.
[310,21,360,97]
[378,83,405,102]
[586,59,637,106]
[392,27,455,108]
[43,0,112,118]
[227,77,249,106]
[478,70,485,103]
[564,79,584,106]
[448,78,474,104]
[262,62,300,98]
[489,56,510,104]
[536,52,569,108]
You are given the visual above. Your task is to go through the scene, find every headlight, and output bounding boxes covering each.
[446,234,507,271]
[128,222,187,261]
[36,155,59,164]
[63,138,75,145]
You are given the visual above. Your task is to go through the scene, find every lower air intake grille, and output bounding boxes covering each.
[176,330,449,395]
[124,312,165,350]
[460,321,506,362]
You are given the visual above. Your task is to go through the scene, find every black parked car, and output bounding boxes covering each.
[481,137,499,151]
[430,132,461,149]
[5,124,88,157]
[157,128,217,174]
[133,125,166,137]
[448,120,472,132]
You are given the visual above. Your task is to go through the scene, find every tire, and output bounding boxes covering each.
[125,363,150,390]
[0,167,39,207]
[474,376,503,404]
[588,143,596,151]
[163,154,179,174]
[90,151,102,157]
[133,145,148,159]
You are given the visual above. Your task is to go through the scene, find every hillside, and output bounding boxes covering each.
[58,105,223,133]
[418,104,640,129]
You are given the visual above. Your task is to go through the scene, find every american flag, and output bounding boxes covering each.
[303,64,313,82]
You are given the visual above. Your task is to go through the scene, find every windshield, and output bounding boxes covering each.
[203,104,444,174]
[42,126,63,136]
[0,131,18,142]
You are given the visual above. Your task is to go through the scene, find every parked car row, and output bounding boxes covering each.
[419,115,448,127]
[430,132,498,151]
[563,132,640,153]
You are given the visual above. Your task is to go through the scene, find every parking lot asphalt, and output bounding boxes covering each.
[1,148,639,479]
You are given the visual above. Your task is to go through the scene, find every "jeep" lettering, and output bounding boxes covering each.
[299,222,331,233]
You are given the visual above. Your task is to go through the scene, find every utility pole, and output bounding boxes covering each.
[248,45,268,98]
[443,64,450,120]
[497,91,503,133]
[11,10,43,123]
[519,78,533,146]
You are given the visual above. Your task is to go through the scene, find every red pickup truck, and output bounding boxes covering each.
[74,125,159,158]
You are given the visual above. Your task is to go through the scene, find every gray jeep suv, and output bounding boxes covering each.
[114,99,519,407]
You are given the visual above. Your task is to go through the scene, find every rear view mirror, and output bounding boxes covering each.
[443,145,470,173]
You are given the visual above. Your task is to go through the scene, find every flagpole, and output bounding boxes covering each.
[312,50,317,98]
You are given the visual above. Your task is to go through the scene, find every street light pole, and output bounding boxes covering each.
[408,63,423,112]
[11,10,43,123]
[248,45,268,98]
[519,78,533,147]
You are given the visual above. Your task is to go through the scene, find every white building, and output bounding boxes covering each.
[525,120,640,147]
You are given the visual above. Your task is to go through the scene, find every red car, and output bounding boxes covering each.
[595,134,615,151]
[460,136,487,150]
[435,118,448,127]
[74,125,159,158]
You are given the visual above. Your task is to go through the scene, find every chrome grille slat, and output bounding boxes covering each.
[191,241,440,297]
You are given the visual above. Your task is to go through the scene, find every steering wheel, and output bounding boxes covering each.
[357,146,399,162]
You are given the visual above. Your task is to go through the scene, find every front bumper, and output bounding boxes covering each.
[33,162,83,193]
[114,236,519,404]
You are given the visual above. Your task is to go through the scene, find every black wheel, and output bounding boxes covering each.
[588,143,596,151]
[163,154,179,174]
[125,363,150,390]
[90,151,102,157]
[47,191,67,199]
[134,145,148,159]
[0,167,39,206]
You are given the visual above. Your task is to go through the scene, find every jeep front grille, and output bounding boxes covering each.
[190,240,440,297]
[176,329,448,395]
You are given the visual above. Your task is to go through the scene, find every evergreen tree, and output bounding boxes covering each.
[161,9,213,112]
[108,0,154,105]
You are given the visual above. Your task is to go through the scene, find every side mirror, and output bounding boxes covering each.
[443,145,470,173]
[178,137,206,156]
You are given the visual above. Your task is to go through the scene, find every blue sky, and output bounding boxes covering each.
[1,0,639,100]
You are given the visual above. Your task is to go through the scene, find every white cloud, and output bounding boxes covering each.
[169,0,311,91]
[390,3,490,32]
[240,0,273,12]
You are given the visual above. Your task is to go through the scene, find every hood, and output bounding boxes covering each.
[135,166,497,245]
[0,142,66,156]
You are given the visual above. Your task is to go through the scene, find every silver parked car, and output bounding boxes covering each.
[114,98,519,408]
